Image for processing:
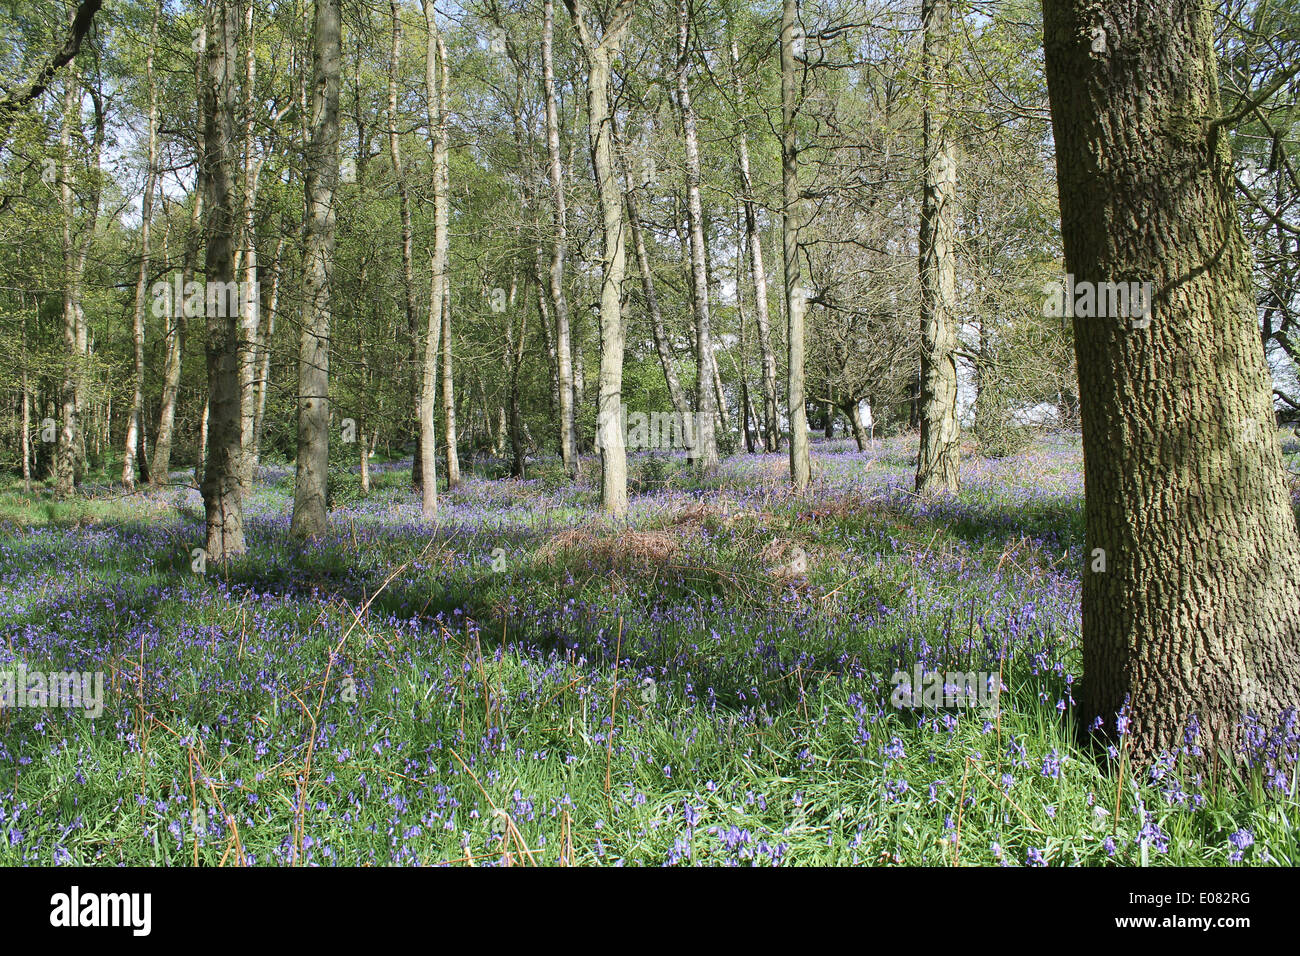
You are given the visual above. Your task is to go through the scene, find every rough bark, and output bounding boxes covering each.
[291,0,341,539]
[1044,0,1300,767]
[200,0,247,558]
[915,0,960,495]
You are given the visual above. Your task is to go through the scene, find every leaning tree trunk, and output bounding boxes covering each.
[915,0,960,495]
[845,401,869,452]
[291,0,340,539]
[781,0,810,489]
[565,0,634,516]
[1044,0,1300,768]
[200,0,247,559]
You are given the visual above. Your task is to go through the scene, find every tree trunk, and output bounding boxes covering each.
[200,0,246,558]
[236,0,262,500]
[675,0,717,468]
[418,0,448,520]
[387,0,422,492]
[250,233,283,466]
[152,211,191,483]
[781,0,810,489]
[544,0,579,477]
[290,0,340,539]
[153,33,206,484]
[55,69,81,499]
[20,299,31,491]
[565,0,634,516]
[1044,0,1300,767]
[731,38,779,453]
[506,274,529,478]
[915,0,960,495]
[195,395,209,487]
[845,401,868,452]
[624,162,690,421]
[123,0,160,489]
[441,273,460,486]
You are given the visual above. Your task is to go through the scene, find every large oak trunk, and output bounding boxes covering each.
[1044,0,1300,767]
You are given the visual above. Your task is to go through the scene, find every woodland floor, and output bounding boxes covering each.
[0,433,1295,865]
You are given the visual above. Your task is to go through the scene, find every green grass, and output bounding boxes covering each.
[0,438,1294,866]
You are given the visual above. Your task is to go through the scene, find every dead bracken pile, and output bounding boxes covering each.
[758,537,811,582]
[535,526,683,569]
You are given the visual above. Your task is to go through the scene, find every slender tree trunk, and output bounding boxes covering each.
[55,69,80,499]
[544,0,579,476]
[418,0,448,519]
[123,0,160,489]
[237,0,263,500]
[565,0,634,515]
[506,274,529,477]
[441,273,460,486]
[388,0,422,490]
[291,0,341,539]
[624,161,690,420]
[915,0,960,495]
[153,33,205,483]
[781,0,810,489]
[20,300,31,491]
[731,38,779,452]
[535,264,559,418]
[676,0,717,468]
[845,401,868,451]
[250,233,283,465]
[200,0,246,558]
[152,212,189,482]
[1044,0,1300,767]
[195,395,209,486]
